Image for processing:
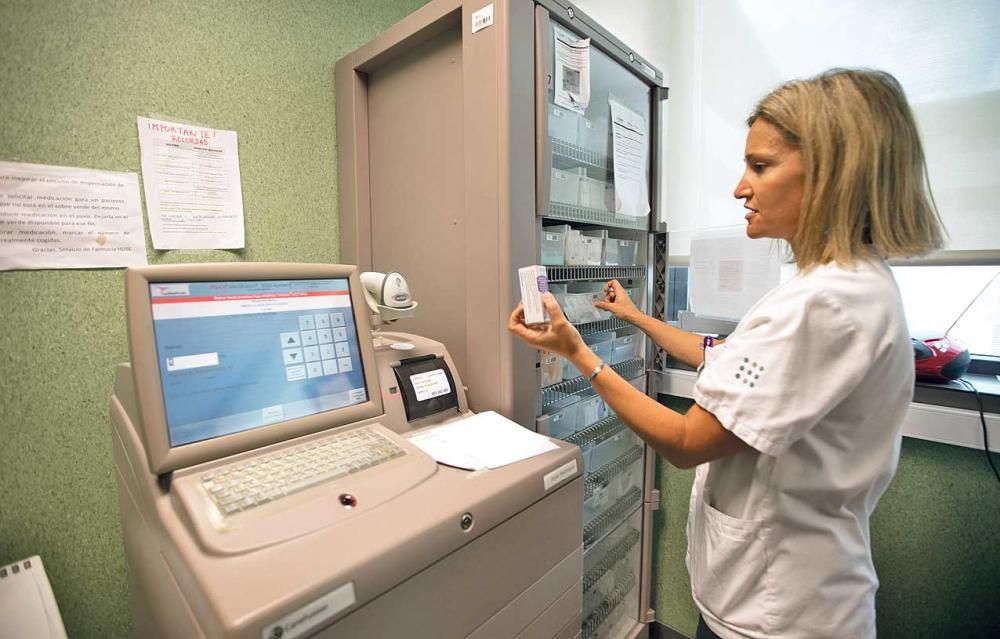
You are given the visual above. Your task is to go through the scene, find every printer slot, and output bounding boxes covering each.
[393,354,460,422]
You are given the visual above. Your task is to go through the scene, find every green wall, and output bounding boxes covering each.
[0,1,429,636]
[652,395,1000,639]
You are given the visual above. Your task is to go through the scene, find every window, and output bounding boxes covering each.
[892,265,1000,358]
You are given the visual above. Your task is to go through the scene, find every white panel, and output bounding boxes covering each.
[662,0,1000,257]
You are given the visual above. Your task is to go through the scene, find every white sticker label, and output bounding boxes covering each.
[544,460,578,491]
[261,405,284,423]
[472,4,494,33]
[411,369,452,402]
[261,582,355,639]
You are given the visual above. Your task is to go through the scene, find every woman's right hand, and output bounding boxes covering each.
[508,293,587,359]
[595,279,642,323]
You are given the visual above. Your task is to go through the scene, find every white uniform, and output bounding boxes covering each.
[689,253,913,639]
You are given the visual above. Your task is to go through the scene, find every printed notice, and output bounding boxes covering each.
[689,226,782,321]
[609,96,650,217]
[553,25,591,115]
[410,369,452,402]
[0,161,146,270]
[137,116,245,249]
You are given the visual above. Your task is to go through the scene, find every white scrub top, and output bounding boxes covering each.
[688,253,913,639]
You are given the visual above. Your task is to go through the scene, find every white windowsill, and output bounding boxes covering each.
[651,368,1000,452]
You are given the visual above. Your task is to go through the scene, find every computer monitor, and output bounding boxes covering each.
[125,263,383,475]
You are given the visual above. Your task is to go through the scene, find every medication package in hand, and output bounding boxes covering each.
[518,265,550,325]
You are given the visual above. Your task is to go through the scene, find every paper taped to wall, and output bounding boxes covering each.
[0,161,146,270]
[137,116,245,250]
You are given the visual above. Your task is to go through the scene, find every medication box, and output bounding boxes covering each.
[518,265,549,325]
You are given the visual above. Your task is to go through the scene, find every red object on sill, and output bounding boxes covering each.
[912,335,971,382]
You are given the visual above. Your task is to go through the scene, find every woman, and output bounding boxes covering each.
[509,69,944,639]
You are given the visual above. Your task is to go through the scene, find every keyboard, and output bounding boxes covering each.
[200,426,406,516]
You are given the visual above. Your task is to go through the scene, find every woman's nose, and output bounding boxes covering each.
[733,174,751,200]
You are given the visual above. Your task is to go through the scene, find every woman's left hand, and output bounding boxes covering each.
[507,293,585,359]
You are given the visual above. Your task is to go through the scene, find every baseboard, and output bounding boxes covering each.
[649,619,691,639]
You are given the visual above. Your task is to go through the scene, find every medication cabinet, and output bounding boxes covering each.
[336,2,668,637]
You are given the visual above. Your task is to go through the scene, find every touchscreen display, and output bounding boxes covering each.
[149,279,368,446]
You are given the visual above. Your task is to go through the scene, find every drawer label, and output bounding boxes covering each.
[261,582,355,639]
[544,459,578,491]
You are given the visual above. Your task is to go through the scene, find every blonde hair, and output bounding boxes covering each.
[748,68,945,269]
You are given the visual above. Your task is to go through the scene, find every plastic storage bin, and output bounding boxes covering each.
[584,424,642,473]
[604,238,638,266]
[560,356,576,381]
[579,116,609,155]
[611,333,642,364]
[583,331,614,364]
[583,443,643,526]
[549,104,579,145]
[563,292,609,324]
[540,351,562,386]
[568,280,605,293]
[543,391,581,439]
[550,168,582,205]
[547,401,581,439]
[565,232,602,266]
[548,282,568,309]
[576,392,608,429]
[603,181,616,213]
[583,331,614,345]
[582,508,642,639]
[580,229,608,263]
[540,228,567,265]
[579,177,610,211]
[591,340,614,365]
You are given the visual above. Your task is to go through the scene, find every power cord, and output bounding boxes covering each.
[957,378,1000,484]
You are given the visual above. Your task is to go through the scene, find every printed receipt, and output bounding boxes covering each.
[409,369,451,402]
[408,411,558,470]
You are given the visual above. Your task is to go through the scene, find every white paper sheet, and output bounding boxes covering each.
[137,116,245,249]
[689,226,784,321]
[0,161,146,270]
[553,25,591,115]
[608,96,650,217]
[408,411,559,470]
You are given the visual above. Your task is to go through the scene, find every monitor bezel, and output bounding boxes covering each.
[126,263,384,475]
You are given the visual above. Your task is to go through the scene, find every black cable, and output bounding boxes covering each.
[957,378,1000,484]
